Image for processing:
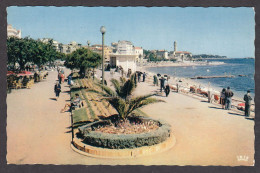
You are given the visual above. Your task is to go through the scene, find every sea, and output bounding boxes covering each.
[146,58,255,99]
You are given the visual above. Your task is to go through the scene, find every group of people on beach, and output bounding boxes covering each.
[153,74,171,97]
[219,87,234,110]
[136,71,147,82]
[220,87,253,117]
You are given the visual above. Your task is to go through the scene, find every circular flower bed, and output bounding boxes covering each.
[78,117,171,149]
[94,119,159,134]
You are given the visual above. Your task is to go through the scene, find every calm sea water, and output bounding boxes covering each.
[146,58,255,98]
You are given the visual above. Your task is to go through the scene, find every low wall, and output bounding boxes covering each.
[71,133,176,159]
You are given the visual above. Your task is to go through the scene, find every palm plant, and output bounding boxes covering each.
[89,74,164,120]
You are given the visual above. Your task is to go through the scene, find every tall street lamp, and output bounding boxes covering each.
[100,26,106,89]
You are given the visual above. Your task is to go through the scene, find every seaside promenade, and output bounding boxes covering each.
[7,68,254,166]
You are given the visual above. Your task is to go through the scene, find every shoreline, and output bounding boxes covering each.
[140,61,225,68]
[137,65,254,105]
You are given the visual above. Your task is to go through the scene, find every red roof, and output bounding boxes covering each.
[135,47,142,49]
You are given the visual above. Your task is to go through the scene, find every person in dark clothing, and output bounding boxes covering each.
[153,75,158,86]
[54,82,61,101]
[165,83,170,97]
[67,74,72,85]
[159,77,166,92]
[22,76,30,87]
[34,72,38,82]
[58,72,62,84]
[244,90,252,117]
[137,72,141,82]
[220,88,226,109]
[225,86,234,110]
[143,72,146,82]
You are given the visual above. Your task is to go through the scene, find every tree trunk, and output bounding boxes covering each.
[79,66,85,78]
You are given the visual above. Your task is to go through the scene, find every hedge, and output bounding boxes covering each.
[78,117,171,149]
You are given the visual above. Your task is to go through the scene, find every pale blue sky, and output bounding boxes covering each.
[7,7,255,58]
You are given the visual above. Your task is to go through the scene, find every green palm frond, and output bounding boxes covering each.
[130,73,136,81]
[106,97,128,119]
[110,78,121,96]
[119,77,126,85]
[120,79,135,99]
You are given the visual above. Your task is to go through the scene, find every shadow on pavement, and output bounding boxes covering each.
[208,106,223,110]
[49,98,57,101]
[245,117,254,121]
[228,112,244,117]
[62,91,70,93]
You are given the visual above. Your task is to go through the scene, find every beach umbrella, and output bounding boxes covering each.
[17,71,33,76]
[238,103,245,107]
[7,71,15,76]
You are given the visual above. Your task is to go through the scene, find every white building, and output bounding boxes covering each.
[134,47,144,63]
[40,38,61,52]
[110,40,138,72]
[157,50,169,59]
[7,24,21,38]
[60,41,82,54]
[169,41,192,61]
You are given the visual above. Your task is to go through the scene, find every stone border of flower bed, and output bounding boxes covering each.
[71,132,176,159]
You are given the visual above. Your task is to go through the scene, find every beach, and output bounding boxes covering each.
[6,68,255,165]
[141,60,225,68]
[140,58,255,107]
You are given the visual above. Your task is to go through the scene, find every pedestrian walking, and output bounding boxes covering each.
[137,72,141,82]
[225,86,234,110]
[220,88,226,109]
[67,74,72,86]
[143,72,146,82]
[153,75,158,86]
[244,90,252,117]
[58,72,62,84]
[54,82,61,101]
[61,73,65,83]
[165,80,170,97]
[159,77,166,92]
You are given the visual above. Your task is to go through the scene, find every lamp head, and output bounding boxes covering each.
[100,26,106,34]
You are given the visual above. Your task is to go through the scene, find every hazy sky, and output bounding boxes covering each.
[7,7,254,58]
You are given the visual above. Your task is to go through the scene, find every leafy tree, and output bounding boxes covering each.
[7,37,36,70]
[64,48,101,77]
[7,37,62,71]
[89,74,164,119]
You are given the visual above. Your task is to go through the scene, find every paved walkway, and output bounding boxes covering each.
[7,69,254,165]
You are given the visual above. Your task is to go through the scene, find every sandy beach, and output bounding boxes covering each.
[6,68,254,166]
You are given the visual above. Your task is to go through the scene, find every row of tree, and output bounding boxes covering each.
[7,37,66,71]
[7,37,101,77]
